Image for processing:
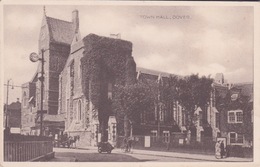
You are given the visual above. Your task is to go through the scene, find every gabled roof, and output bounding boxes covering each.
[213,83,229,98]
[46,16,75,45]
[233,83,253,96]
[137,67,172,78]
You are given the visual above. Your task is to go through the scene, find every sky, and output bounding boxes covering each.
[2,5,254,104]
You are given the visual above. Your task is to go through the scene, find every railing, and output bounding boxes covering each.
[117,135,215,151]
[4,141,53,161]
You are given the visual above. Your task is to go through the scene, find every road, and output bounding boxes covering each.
[50,147,202,162]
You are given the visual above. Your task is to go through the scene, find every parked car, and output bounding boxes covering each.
[97,142,114,153]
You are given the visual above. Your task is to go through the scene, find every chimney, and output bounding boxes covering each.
[72,9,79,33]
[17,98,20,102]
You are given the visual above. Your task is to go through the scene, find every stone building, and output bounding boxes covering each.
[218,83,253,147]
[59,33,134,146]
[21,9,79,136]
[20,9,253,149]
[4,99,21,133]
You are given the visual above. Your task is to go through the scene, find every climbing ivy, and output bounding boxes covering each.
[80,34,135,141]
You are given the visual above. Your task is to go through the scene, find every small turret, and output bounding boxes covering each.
[72,9,79,33]
[126,56,136,85]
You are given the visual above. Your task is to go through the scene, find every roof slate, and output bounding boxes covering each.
[233,83,253,97]
[46,16,74,45]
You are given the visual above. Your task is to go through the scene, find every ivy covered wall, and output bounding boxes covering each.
[80,34,136,142]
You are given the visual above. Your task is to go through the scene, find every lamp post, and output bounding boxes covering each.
[29,49,45,136]
[5,79,14,129]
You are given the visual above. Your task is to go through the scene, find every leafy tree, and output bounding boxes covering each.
[112,82,155,137]
[172,74,213,128]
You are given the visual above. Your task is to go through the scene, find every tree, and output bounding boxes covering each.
[175,74,213,128]
[112,82,155,137]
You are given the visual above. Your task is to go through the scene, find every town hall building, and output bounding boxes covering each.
[21,9,253,148]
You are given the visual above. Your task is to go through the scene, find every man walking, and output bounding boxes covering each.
[220,141,225,158]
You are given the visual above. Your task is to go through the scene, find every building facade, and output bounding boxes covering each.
[4,99,21,133]
[20,9,253,149]
[21,10,78,136]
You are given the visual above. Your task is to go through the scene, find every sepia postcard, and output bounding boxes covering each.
[0,1,259,167]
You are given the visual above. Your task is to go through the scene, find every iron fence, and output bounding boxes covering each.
[4,140,53,161]
[117,135,215,152]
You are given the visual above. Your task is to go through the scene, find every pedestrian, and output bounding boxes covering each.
[128,138,132,153]
[220,141,225,158]
[215,140,221,158]
[123,137,128,152]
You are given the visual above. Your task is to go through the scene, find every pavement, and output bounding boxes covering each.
[115,148,252,162]
[52,146,253,162]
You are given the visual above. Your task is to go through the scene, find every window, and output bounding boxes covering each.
[108,83,112,100]
[199,111,203,126]
[228,110,243,123]
[230,133,236,143]
[155,105,158,121]
[159,104,164,121]
[23,92,27,107]
[182,111,186,126]
[141,111,146,123]
[163,131,170,143]
[66,99,70,121]
[151,130,157,142]
[228,112,235,123]
[215,113,220,128]
[229,132,243,144]
[70,61,74,96]
[77,100,82,121]
[78,62,82,79]
[236,112,243,122]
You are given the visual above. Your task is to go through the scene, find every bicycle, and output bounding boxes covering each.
[121,143,130,153]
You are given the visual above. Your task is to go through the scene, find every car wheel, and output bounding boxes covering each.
[107,150,111,154]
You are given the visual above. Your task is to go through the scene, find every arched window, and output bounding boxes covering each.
[78,100,82,121]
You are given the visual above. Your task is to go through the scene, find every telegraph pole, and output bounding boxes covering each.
[5,79,13,129]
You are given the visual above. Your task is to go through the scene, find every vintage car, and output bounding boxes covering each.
[97,142,114,153]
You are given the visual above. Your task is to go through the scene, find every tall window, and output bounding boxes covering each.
[67,99,70,122]
[236,112,243,122]
[182,111,186,126]
[23,92,27,107]
[215,113,220,128]
[151,130,157,142]
[199,111,203,126]
[108,83,112,100]
[58,77,62,114]
[78,100,82,121]
[70,61,74,96]
[228,110,243,123]
[155,105,158,121]
[163,131,170,143]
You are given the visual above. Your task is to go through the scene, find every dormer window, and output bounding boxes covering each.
[231,93,239,101]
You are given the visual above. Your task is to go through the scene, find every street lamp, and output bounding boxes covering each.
[5,79,14,129]
[29,49,45,136]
